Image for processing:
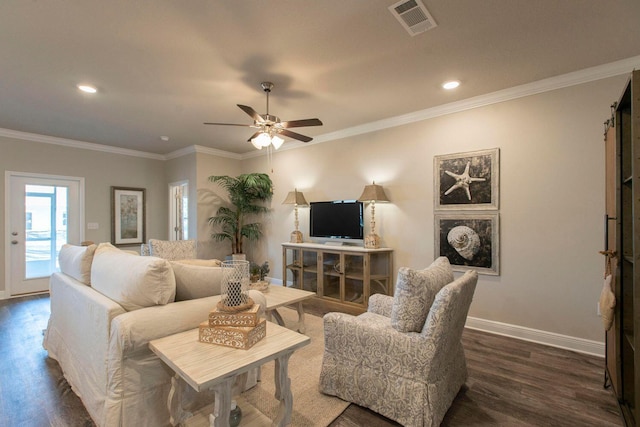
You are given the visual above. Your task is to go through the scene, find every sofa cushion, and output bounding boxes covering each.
[390,257,454,332]
[170,261,222,301]
[91,243,176,311]
[58,243,97,285]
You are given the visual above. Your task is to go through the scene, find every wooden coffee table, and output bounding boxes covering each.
[262,285,315,333]
[149,321,310,427]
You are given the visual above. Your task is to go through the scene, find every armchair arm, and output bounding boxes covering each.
[367,293,393,317]
[323,312,434,379]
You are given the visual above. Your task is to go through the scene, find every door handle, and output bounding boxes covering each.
[11,240,18,245]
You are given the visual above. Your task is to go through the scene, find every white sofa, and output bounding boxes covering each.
[43,242,259,427]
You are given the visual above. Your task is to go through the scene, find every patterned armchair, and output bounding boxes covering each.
[147,239,197,260]
[319,264,478,427]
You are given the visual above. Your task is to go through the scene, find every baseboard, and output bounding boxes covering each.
[465,316,604,358]
[271,276,604,357]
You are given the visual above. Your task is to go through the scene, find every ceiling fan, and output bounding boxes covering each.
[204,81,323,150]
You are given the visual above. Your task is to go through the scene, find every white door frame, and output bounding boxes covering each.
[168,180,189,241]
[4,171,85,299]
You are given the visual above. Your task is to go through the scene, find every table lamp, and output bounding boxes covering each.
[358,181,390,249]
[282,189,309,243]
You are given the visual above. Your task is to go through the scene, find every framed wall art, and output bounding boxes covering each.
[434,148,499,210]
[434,212,499,275]
[111,186,146,246]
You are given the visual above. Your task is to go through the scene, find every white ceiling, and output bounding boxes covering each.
[2,1,640,155]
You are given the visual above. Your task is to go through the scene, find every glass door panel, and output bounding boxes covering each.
[370,252,392,295]
[322,252,341,300]
[284,248,301,288]
[302,250,318,292]
[344,254,364,304]
[25,185,68,279]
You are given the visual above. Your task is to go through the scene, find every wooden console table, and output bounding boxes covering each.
[149,322,310,427]
[282,242,393,314]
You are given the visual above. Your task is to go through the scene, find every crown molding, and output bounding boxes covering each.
[3,55,639,160]
[305,55,640,146]
[165,144,242,160]
[0,128,165,160]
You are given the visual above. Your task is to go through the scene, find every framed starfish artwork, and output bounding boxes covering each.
[434,212,500,275]
[434,148,499,210]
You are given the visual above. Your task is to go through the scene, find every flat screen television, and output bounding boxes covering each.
[309,200,364,240]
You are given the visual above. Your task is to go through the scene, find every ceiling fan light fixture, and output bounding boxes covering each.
[271,135,284,150]
[250,138,263,150]
[250,131,284,150]
[251,132,272,149]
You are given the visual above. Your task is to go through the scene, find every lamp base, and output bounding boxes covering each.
[364,233,381,249]
[290,230,303,243]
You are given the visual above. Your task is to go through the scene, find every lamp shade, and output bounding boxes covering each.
[282,189,309,206]
[357,182,389,203]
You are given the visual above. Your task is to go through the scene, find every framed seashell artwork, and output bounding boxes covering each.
[434,148,499,210]
[434,212,499,275]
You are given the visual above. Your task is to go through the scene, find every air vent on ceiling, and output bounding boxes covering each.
[389,0,437,36]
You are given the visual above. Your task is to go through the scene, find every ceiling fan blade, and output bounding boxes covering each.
[280,129,313,143]
[203,122,252,126]
[280,118,323,128]
[237,105,265,123]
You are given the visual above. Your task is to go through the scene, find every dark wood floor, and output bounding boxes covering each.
[0,294,624,427]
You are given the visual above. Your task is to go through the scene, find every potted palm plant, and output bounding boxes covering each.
[208,173,273,256]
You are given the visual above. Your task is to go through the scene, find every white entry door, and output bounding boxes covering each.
[6,172,84,296]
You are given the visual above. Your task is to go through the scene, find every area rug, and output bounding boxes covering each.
[240,308,349,427]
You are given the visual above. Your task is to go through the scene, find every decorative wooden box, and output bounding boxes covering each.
[198,319,266,350]
[208,304,260,327]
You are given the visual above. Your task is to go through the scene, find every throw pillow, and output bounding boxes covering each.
[390,256,454,332]
[91,243,176,311]
[58,243,97,285]
[170,261,223,301]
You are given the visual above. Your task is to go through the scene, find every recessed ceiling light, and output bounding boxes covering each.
[442,80,460,90]
[77,84,97,94]
[160,136,169,142]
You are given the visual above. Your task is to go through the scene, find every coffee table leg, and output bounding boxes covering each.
[209,378,233,427]
[268,308,285,326]
[295,302,306,334]
[168,374,192,426]
[273,351,293,426]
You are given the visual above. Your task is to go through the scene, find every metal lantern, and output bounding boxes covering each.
[220,260,252,311]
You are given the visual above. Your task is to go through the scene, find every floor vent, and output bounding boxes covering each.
[388,0,437,36]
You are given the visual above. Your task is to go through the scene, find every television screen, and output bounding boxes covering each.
[310,200,364,240]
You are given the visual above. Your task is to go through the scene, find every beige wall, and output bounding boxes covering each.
[242,75,628,342]
[1,73,628,344]
[195,151,242,260]
[0,136,167,294]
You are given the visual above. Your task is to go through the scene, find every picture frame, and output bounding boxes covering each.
[434,148,499,210]
[434,212,499,275]
[111,186,146,246]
